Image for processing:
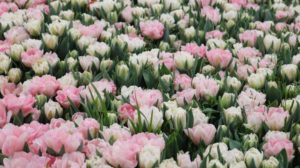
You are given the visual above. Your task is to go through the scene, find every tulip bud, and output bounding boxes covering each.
[281,64,298,81]
[69,28,81,41]
[245,148,263,168]
[0,53,11,74]
[32,59,49,76]
[207,159,226,168]
[35,94,48,109]
[9,44,24,61]
[261,157,279,168]
[263,34,281,51]
[48,20,68,36]
[174,51,195,71]
[220,93,235,109]
[224,107,243,124]
[284,84,298,98]
[80,71,93,85]
[108,12,118,23]
[247,73,266,90]
[243,134,259,150]
[281,99,298,114]
[77,36,97,51]
[184,26,196,41]
[116,63,129,81]
[100,59,113,71]
[159,42,170,51]
[44,99,63,120]
[24,20,42,37]
[165,107,187,129]
[59,10,74,21]
[226,19,235,29]
[71,0,88,8]
[42,33,58,50]
[66,57,78,71]
[8,68,22,83]
[160,74,172,87]
[267,81,278,89]
[107,113,117,124]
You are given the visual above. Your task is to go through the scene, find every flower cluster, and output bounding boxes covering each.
[0,0,300,167]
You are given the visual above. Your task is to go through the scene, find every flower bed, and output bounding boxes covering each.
[0,0,299,167]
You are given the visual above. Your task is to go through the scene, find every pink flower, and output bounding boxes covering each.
[192,74,219,99]
[264,107,289,131]
[185,123,216,145]
[198,0,215,7]
[206,30,224,39]
[206,49,232,69]
[52,152,86,168]
[118,103,136,120]
[237,47,262,62]
[2,94,39,117]
[2,152,49,168]
[102,124,131,142]
[56,86,83,108]
[43,52,59,67]
[263,139,295,161]
[181,43,206,58]
[239,30,258,46]
[0,102,7,128]
[275,23,287,32]
[174,88,197,106]
[4,26,29,44]
[256,21,272,32]
[275,10,292,20]
[201,6,221,24]
[26,8,44,20]
[0,82,22,96]
[21,48,43,67]
[245,3,260,11]
[82,79,117,96]
[121,6,133,23]
[23,75,60,96]
[159,56,175,70]
[77,118,100,139]
[0,2,18,16]
[103,140,140,168]
[140,20,164,40]
[129,88,163,107]
[0,40,11,53]
[177,152,201,168]
[174,73,192,90]
[229,0,247,7]
[237,88,266,113]
[237,64,255,80]
[75,21,103,38]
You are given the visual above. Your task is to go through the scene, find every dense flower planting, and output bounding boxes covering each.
[0,0,300,167]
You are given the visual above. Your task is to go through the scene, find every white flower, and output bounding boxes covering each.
[48,20,69,36]
[225,76,242,92]
[22,39,42,49]
[120,85,140,99]
[0,53,11,74]
[224,106,243,124]
[165,107,187,129]
[44,99,63,120]
[8,68,21,83]
[59,10,75,20]
[292,54,300,65]
[9,44,24,61]
[207,159,226,168]
[223,149,244,164]
[184,26,196,40]
[24,20,42,36]
[79,56,100,71]
[66,57,78,71]
[163,0,181,10]
[138,0,160,6]
[245,148,263,168]
[117,34,145,52]
[261,157,279,168]
[192,108,208,125]
[159,158,179,168]
[42,33,58,50]
[281,64,298,81]
[69,28,81,41]
[160,13,175,28]
[229,161,247,168]
[223,10,238,20]
[77,36,96,50]
[71,0,88,7]
[86,42,110,57]
[32,59,49,75]
[204,142,228,159]
[58,73,78,89]
[207,38,227,49]
[247,73,266,90]
[133,106,164,131]
[139,145,161,168]
[86,156,113,168]
[263,34,281,51]
[174,51,195,70]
